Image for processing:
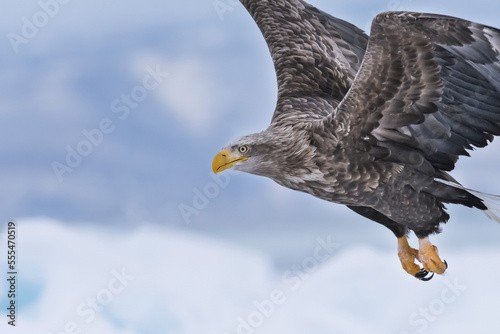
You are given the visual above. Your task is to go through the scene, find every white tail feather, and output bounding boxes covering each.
[436,179,500,223]
[470,189,500,223]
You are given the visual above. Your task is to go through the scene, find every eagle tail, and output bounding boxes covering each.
[469,189,500,224]
[436,179,500,223]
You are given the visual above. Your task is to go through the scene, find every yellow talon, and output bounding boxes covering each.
[397,236,447,280]
[418,237,448,275]
[397,236,422,277]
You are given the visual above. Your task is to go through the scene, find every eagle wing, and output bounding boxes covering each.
[240,0,368,121]
[331,12,500,175]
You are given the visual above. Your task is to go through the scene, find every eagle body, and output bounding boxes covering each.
[234,105,475,238]
[213,0,500,280]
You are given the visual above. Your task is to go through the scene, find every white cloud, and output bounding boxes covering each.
[130,53,218,134]
[3,218,500,334]
[160,59,216,132]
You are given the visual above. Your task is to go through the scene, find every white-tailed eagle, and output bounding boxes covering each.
[212,0,500,280]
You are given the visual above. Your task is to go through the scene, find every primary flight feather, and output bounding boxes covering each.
[213,0,500,280]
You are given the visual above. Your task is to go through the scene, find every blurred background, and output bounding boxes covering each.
[1,0,500,333]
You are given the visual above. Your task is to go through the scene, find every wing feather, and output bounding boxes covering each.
[329,11,500,174]
[239,0,368,122]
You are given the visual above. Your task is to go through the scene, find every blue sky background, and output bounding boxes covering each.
[1,1,500,332]
[2,0,500,261]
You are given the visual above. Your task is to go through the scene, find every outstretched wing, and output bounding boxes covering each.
[331,11,500,175]
[240,0,368,121]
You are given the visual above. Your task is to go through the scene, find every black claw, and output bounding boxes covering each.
[444,260,448,269]
[420,272,435,281]
[415,268,429,279]
[414,268,434,281]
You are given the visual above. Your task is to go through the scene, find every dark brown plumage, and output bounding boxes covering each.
[213,0,500,280]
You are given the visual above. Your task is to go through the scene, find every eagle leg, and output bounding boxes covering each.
[397,236,432,280]
[418,237,448,275]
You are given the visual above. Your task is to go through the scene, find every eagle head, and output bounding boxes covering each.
[213,127,313,179]
[212,131,278,176]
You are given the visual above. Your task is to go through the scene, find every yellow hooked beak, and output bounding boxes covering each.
[212,149,247,174]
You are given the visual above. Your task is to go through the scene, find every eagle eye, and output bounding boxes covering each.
[238,145,249,154]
